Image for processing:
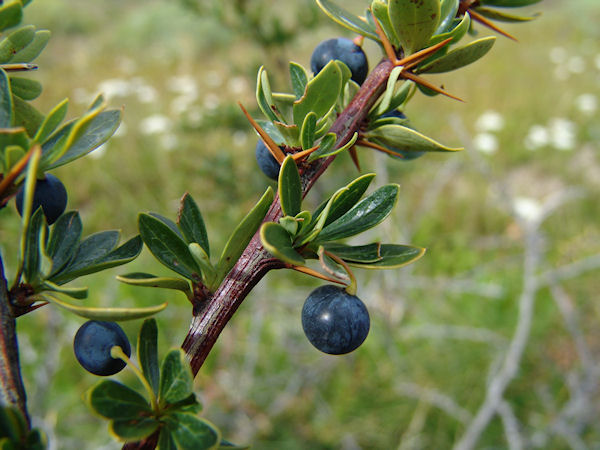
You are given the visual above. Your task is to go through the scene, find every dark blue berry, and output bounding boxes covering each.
[301,285,370,355]
[380,109,425,161]
[255,140,281,180]
[310,38,369,85]
[74,321,131,376]
[15,173,68,225]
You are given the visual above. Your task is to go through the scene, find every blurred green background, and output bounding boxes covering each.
[0,0,599,448]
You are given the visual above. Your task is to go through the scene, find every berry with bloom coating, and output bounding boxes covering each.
[15,173,67,224]
[255,140,281,180]
[301,285,370,355]
[310,38,369,85]
[74,320,131,376]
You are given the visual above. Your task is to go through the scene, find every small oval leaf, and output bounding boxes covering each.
[260,222,305,266]
[45,294,167,321]
[278,156,302,217]
[418,36,496,74]
[88,380,151,420]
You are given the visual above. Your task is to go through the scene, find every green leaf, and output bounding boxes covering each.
[256,66,280,122]
[370,66,403,118]
[45,109,121,169]
[323,243,426,268]
[300,111,317,150]
[45,294,167,321]
[316,184,400,242]
[306,132,335,161]
[116,273,191,294]
[88,380,152,420]
[159,349,194,406]
[34,98,68,144]
[215,187,274,281]
[308,132,357,161]
[295,210,313,236]
[474,6,539,22]
[312,173,376,229]
[279,216,298,237]
[0,69,13,128]
[158,430,177,450]
[289,61,308,99]
[45,211,82,277]
[41,280,88,300]
[52,234,143,284]
[480,0,541,6]
[429,13,470,47]
[149,212,184,240]
[0,3,24,35]
[389,0,441,53]
[260,222,305,265]
[139,213,202,282]
[13,96,43,137]
[0,405,27,441]
[371,1,400,48]
[110,417,159,441]
[23,207,45,284]
[188,243,216,287]
[418,36,496,73]
[8,30,50,63]
[8,76,41,100]
[138,318,160,397]
[0,128,28,155]
[366,124,462,153]
[318,246,350,281]
[316,0,379,41]
[256,120,286,146]
[278,155,302,217]
[293,60,342,128]
[0,26,34,64]
[164,413,221,450]
[219,439,250,449]
[435,0,460,34]
[177,193,209,255]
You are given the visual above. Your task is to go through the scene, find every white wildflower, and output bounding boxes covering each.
[575,93,597,115]
[475,110,504,132]
[548,118,576,151]
[524,125,549,150]
[139,114,172,135]
[566,56,585,74]
[473,133,498,154]
[549,47,567,64]
[97,78,131,100]
[513,197,543,224]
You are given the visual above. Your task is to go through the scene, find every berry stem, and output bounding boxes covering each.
[111,346,160,415]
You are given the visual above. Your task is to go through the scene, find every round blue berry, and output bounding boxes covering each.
[301,285,370,355]
[255,140,281,180]
[15,173,68,225]
[380,109,425,161]
[310,38,369,85]
[74,320,131,376]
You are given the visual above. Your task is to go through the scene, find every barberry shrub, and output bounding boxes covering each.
[0,0,542,448]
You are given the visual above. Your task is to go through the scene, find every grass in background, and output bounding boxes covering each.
[0,0,598,448]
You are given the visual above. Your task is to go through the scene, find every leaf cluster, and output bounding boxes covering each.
[0,405,45,450]
[87,319,246,449]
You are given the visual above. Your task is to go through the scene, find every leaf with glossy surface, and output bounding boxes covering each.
[139,213,202,282]
[88,380,151,420]
[158,430,177,450]
[429,13,470,47]
[278,156,302,217]
[418,36,496,73]
[34,98,68,144]
[138,318,160,396]
[316,184,399,242]
[116,273,191,293]
[23,208,45,284]
[312,173,376,228]
[46,294,167,321]
[293,60,342,128]
[42,280,88,300]
[46,109,121,169]
[389,0,440,53]
[260,222,305,265]
[289,62,308,99]
[323,242,426,268]
[474,6,539,22]
[159,349,194,406]
[256,66,280,122]
[215,187,274,281]
[0,69,12,128]
[435,0,460,34]
[308,132,357,161]
[316,0,379,41]
[45,211,82,276]
[164,413,221,450]
[366,124,462,153]
[300,111,317,150]
[13,95,43,137]
[0,26,33,64]
[110,417,159,441]
[371,1,400,48]
[177,193,209,255]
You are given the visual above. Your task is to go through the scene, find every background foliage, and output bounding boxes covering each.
[0,0,598,448]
